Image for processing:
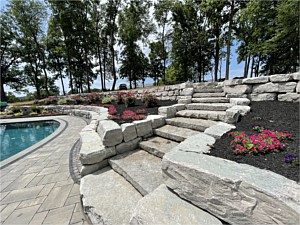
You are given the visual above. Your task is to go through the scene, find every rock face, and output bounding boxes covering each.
[79,131,116,165]
[250,93,277,101]
[229,98,250,106]
[166,117,217,132]
[121,123,137,142]
[97,120,123,147]
[278,82,297,93]
[146,115,166,129]
[186,103,232,111]
[173,133,215,154]
[109,150,163,196]
[80,160,108,177]
[158,106,177,118]
[115,138,141,154]
[204,122,236,139]
[181,87,194,96]
[230,105,251,116]
[133,120,153,137]
[139,137,178,158]
[176,110,226,121]
[129,184,223,225]
[252,82,279,93]
[242,76,269,84]
[278,93,300,102]
[154,125,200,142]
[224,85,252,94]
[224,79,243,86]
[162,151,300,225]
[193,92,225,98]
[80,167,142,225]
[270,74,293,82]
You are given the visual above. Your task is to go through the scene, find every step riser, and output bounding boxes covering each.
[186,105,231,111]
[194,88,223,93]
[192,98,229,103]
[193,93,225,98]
[176,111,226,122]
[154,130,186,142]
[166,120,207,131]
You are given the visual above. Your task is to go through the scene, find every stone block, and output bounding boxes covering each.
[223,79,243,86]
[79,131,116,165]
[80,160,108,177]
[278,93,300,102]
[168,91,174,96]
[252,82,279,93]
[121,123,137,142]
[169,96,176,101]
[204,122,236,139]
[174,89,179,95]
[97,120,123,147]
[158,106,177,118]
[242,76,269,84]
[270,74,293,82]
[226,93,248,98]
[173,133,216,154]
[292,72,300,80]
[230,105,251,116]
[133,120,153,137]
[178,98,192,104]
[162,151,300,225]
[225,108,240,124]
[161,96,170,101]
[146,115,166,129]
[115,138,141,154]
[297,82,300,93]
[223,85,252,94]
[162,91,168,97]
[250,93,277,101]
[181,88,194,96]
[129,184,223,225]
[229,98,250,106]
[278,82,297,93]
[172,103,186,111]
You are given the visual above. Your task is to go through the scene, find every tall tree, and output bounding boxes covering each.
[119,0,154,88]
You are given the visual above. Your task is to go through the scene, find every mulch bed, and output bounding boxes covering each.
[207,101,299,182]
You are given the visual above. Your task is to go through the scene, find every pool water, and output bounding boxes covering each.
[0,120,60,161]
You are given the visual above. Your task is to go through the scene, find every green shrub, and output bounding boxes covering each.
[142,93,159,108]
[14,112,23,117]
[10,106,22,114]
[125,96,136,107]
[29,112,38,116]
[57,98,67,105]
[102,97,116,104]
[0,111,7,115]
[30,105,41,114]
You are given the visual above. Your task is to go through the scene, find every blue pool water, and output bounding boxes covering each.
[0,120,60,161]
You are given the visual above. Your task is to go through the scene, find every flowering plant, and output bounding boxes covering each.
[124,92,136,107]
[115,92,126,104]
[229,129,292,155]
[284,154,299,166]
[85,93,101,103]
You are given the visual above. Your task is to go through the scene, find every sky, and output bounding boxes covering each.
[1,0,244,96]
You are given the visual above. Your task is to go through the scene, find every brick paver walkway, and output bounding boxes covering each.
[0,116,90,225]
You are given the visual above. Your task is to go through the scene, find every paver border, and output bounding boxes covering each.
[0,116,68,169]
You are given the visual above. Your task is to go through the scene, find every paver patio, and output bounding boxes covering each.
[0,116,90,225]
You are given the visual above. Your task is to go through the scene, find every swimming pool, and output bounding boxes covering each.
[0,120,60,161]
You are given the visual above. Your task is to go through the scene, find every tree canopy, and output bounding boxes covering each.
[1,0,299,101]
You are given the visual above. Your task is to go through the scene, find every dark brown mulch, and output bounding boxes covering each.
[207,101,299,182]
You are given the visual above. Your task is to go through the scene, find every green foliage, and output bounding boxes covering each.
[14,112,23,117]
[124,96,136,108]
[10,106,22,114]
[30,105,41,114]
[29,112,38,116]
[102,97,116,104]
[142,93,159,108]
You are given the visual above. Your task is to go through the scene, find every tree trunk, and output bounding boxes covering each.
[111,34,117,91]
[225,0,235,80]
[243,57,248,78]
[0,80,6,102]
[214,37,220,81]
[246,55,251,77]
[59,71,66,95]
[162,22,166,84]
[250,55,255,78]
[103,51,107,90]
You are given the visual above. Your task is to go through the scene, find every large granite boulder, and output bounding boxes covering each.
[79,131,116,165]
[146,115,166,129]
[129,184,223,225]
[242,76,269,84]
[158,106,177,118]
[133,120,153,137]
[162,150,300,225]
[97,120,123,147]
[278,93,300,102]
[270,74,293,82]
[224,85,252,94]
[278,82,297,93]
[252,82,279,93]
[121,123,137,142]
[250,93,277,101]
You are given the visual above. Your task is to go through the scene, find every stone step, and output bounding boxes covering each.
[139,137,179,158]
[109,150,163,196]
[194,87,223,93]
[192,97,229,103]
[186,103,233,111]
[176,110,226,121]
[80,167,142,225]
[166,117,217,132]
[154,125,200,142]
[193,92,226,98]
[130,184,223,225]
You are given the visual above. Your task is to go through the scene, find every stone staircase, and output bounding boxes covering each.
[80,84,251,225]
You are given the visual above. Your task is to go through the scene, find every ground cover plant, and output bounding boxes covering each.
[208,101,299,182]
